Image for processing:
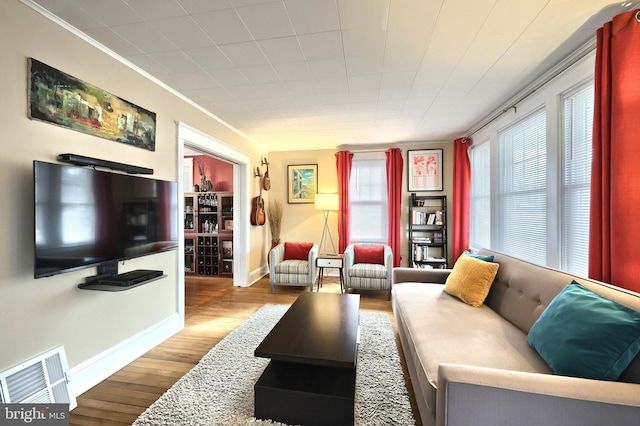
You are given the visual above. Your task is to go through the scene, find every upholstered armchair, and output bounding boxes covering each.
[343,243,393,300]
[269,242,319,293]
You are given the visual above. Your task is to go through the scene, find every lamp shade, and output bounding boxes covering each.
[314,193,339,211]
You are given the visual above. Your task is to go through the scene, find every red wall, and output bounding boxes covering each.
[186,155,233,192]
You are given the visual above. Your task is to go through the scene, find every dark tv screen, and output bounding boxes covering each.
[34,160,178,278]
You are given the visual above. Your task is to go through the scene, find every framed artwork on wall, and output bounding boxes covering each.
[408,149,443,192]
[27,58,157,151]
[287,164,318,204]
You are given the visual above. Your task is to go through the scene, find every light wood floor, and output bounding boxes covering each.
[69,276,421,425]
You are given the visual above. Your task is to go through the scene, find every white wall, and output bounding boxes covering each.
[0,1,266,396]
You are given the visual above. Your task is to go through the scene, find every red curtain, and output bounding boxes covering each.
[336,151,353,253]
[589,9,640,292]
[386,148,403,266]
[452,137,471,263]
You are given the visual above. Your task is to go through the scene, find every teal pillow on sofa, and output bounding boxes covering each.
[528,281,640,381]
[463,250,494,262]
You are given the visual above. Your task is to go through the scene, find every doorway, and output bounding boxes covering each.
[177,122,250,304]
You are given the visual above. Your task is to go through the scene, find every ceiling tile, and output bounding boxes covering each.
[125,54,172,75]
[236,2,295,39]
[111,22,176,53]
[338,0,389,30]
[41,1,104,30]
[151,16,213,50]
[176,0,234,13]
[348,74,381,91]
[345,55,384,76]
[191,8,252,44]
[258,37,305,64]
[272,61,313,81]
[342,27,386,57]
[207,68,251,86]
[238,64,280,84]
[162,71,221,91]
[298,31,344,60]
[285,0,340,34]
[84,27,143,56]
[183,46,235,70]
[148,50,202,73]
[125,0,187,20]
[219,41,269,66]
[255,82,289,98]
[307,57,347,79]
[71,0,143,26]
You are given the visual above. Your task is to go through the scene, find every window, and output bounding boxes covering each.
[469,51,595,273]
[498,109,547,266]
[562,84,594,276]
[470,140,491,249]
[349,152,388,243]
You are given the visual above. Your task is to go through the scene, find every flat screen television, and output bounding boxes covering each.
[34,160,178,279]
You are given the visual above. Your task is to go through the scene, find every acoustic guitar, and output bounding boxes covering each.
[251,195,266,226]
[251,166,266,226]
[262,157,271,191]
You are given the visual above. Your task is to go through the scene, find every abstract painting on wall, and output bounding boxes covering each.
[28,58,156,151]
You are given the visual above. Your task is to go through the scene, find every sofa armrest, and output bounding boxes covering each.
[392,267,451,285]
[437,364,640,426]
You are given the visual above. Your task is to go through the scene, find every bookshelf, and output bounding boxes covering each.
[408,195,448,269]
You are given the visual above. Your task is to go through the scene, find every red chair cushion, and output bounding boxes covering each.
[354,245,385,265]
[284,242,314,260]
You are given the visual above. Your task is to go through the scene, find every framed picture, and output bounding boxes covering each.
[28,58,156,151]
[287,164,318,204]
[408,149,443,191]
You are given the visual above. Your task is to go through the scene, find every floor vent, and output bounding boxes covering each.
[0,346,76,410]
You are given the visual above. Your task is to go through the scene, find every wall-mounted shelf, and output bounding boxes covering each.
[78,270,166,291]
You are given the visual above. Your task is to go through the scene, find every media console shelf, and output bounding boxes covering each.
[78,270,166,292]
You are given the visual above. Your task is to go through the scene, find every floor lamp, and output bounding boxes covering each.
[315,193,339,255]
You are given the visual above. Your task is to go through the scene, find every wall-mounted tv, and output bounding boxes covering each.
[34,160,178,279]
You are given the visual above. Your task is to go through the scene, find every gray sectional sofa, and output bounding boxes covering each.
[392,249,640,426]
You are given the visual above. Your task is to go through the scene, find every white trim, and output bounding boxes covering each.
[177,122,251,287]
[69,313,182,397]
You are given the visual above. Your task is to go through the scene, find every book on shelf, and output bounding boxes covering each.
[435,210,444,225]
[433,231,444,243]
[427,213,436,225]
[412,237,431,244]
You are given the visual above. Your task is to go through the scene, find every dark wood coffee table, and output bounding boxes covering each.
[254,292,360,426]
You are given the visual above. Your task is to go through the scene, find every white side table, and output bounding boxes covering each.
[316,254,344,293]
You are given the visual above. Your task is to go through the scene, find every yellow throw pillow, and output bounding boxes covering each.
[444,255,499,307]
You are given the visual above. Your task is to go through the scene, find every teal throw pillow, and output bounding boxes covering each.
[463,250,494,262]
[528,281,640,381]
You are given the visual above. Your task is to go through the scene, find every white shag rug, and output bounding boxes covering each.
[133,304,415,426]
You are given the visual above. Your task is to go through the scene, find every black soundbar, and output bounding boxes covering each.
[57,153,153,175]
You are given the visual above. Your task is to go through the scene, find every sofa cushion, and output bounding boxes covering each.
[284,242,313,260]
[444,255,499,307]
[353,244,384,265]
[274,259,309,275]
[528,281,640,381]
[464,250,494,262]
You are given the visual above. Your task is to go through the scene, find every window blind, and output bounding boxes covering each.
[470,141,491,249]
[349,152,388,243]
[562,84,594,276]
[499,109,547,265]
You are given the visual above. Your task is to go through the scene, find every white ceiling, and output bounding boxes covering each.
[25,0,639,151]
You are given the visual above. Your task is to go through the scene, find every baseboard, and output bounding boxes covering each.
[244,264,269,287]
[69,312,183,397]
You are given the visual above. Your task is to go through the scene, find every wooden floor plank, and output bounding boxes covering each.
[69,276,421,425]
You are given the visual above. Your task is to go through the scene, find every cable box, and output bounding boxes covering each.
[99,269,163,287]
